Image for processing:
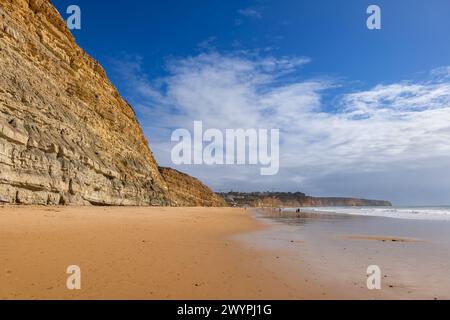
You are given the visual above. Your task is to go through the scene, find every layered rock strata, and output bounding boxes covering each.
[0,0,223,206]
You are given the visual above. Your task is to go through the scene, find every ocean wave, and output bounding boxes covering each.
[284,206,450,221]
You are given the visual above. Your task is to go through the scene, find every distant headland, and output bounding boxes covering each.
[218,191,392,207]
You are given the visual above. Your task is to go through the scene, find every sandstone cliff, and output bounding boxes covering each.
[0,0,223,206]
[220,192,392,207]
[159,167,227,207]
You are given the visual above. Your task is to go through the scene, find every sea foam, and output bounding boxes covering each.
[284,206,450,221]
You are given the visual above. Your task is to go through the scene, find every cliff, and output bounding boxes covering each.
[220,192,392,207]
[159,167,227,207]
[0,0,223,206]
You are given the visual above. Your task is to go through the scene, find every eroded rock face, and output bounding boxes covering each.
[159,167,227,207]
[0,0,223,206]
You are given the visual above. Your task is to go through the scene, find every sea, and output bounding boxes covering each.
[283,206,450,221]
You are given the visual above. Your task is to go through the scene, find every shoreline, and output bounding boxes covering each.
[1,206,448,300]
[250,208,450,299]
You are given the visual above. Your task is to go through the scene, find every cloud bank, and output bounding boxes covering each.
[111,52,450,205]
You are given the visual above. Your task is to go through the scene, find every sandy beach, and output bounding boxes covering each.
[0,206,330,300]
[1,206,448,300]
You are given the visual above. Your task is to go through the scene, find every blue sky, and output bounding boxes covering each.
[54,0,450,84]
[53,0,450,205]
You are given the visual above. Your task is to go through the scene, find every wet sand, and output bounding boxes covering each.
[249,209,450,300]
[343,235,423,243]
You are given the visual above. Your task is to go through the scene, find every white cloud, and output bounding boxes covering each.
[430,66,450,80]
[112,52,450,205]
[197,37,217,51]
[342,83,450,115]
[238,8,263,19]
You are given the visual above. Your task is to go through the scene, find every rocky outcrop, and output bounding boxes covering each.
[159,167,227,207]
[220,192,392,207]
[0,0,223,206]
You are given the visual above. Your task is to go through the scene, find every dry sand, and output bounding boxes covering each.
[0,206,341,300]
